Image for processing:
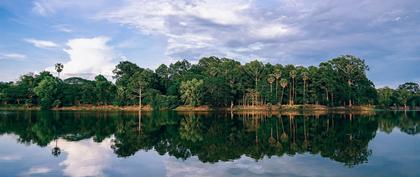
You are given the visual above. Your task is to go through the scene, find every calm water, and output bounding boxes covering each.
[0,111,419,177]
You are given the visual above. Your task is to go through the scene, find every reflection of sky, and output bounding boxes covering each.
[0,130,419,177]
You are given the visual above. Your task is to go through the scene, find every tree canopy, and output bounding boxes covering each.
[1,55,417,109]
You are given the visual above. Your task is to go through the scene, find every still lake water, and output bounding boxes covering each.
[0,111,419,177]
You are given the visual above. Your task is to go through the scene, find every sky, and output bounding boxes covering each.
[0,0,419,88]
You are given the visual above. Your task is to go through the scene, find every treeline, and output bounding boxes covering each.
[376,82,420,109]
[0,55,417,109]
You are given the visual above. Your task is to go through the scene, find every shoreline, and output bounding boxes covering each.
[0,104,418,112]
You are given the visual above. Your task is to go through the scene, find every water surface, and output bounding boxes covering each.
[0,111,419,177]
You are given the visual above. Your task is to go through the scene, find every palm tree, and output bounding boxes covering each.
[289,70,297,105]
[302,72,309,104]
[267,76,275,95]
[55,63,64,78]
[279,79,288,105]
[273,69,282,101]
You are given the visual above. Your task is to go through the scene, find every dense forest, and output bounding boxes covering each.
[0,55,418,110]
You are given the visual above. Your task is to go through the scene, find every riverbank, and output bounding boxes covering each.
[0,104,380,112]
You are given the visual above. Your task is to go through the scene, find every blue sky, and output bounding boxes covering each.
[0,0,419,88]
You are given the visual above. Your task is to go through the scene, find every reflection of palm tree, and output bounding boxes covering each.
[303,116,309,149]
[268,118,276,145]
[279,115,288,143]
[52,139,61,157]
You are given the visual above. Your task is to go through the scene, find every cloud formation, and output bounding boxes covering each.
[47,36,116,79]
[99,0,420,65]
[22,167,51,176]
[0,53,26,60]
[24,38,59,48]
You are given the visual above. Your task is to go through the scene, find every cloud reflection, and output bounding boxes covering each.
[164,155,348,177]
[49,138,113,177]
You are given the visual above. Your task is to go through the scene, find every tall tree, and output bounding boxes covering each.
[113,61,142,87]
[34,76,59,109]
[273,68,282,102]
[289,70,297,105]
[329,55,369,107]
[128,69,154,110]
[280,79,288,105]
[244,60,264,90]
[55,63,64,78]
[302,72,309,104]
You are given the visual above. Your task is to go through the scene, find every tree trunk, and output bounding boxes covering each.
[255,77,258,90]
[139,88,142,110]
[348,79,352,107]
[303,81,306,104]
[230,101,234,110]
[275,81,278,102]
[280,88,284,106]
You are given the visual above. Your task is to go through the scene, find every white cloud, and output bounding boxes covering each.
[32,0,108,16]
[24,38,59,48]
[54,25,73,33]
[0,53,26,60]
[49,138,113,177]
[47,36,116,79]
[164,155,346,177]
[251,24,296,39]
[32,1,52,16]
[0,154,22,161]
[99,0,287,59]
[22,167,51,176]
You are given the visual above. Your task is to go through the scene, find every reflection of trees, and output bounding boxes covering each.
[179,113,203,142]
[0,111,419,166]
[52,139,61,157]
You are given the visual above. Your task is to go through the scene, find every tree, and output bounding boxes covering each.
[113,61,142,87]
[398,82,419,94]
[180,79,204,106]
[279,79,288,105]
[155,64,170,94]
[55,63,64,78]
[329,55,369,106]
[244,60,264,90]
[377,87,394,107]
[128,69,154,110]
[203,77,232,107]
[302,72,309,104]
[267,75,275,95]
[273,68,282,102]
[94,75,115,105]
[289,70,297,105]
[34,76,59,109]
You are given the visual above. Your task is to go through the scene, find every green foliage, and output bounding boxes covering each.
[34,76,59,109]
[180,79,204,106]
[94,75,116,105]
[3,55,415,109]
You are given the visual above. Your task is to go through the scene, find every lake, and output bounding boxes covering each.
[0,111,419,177]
